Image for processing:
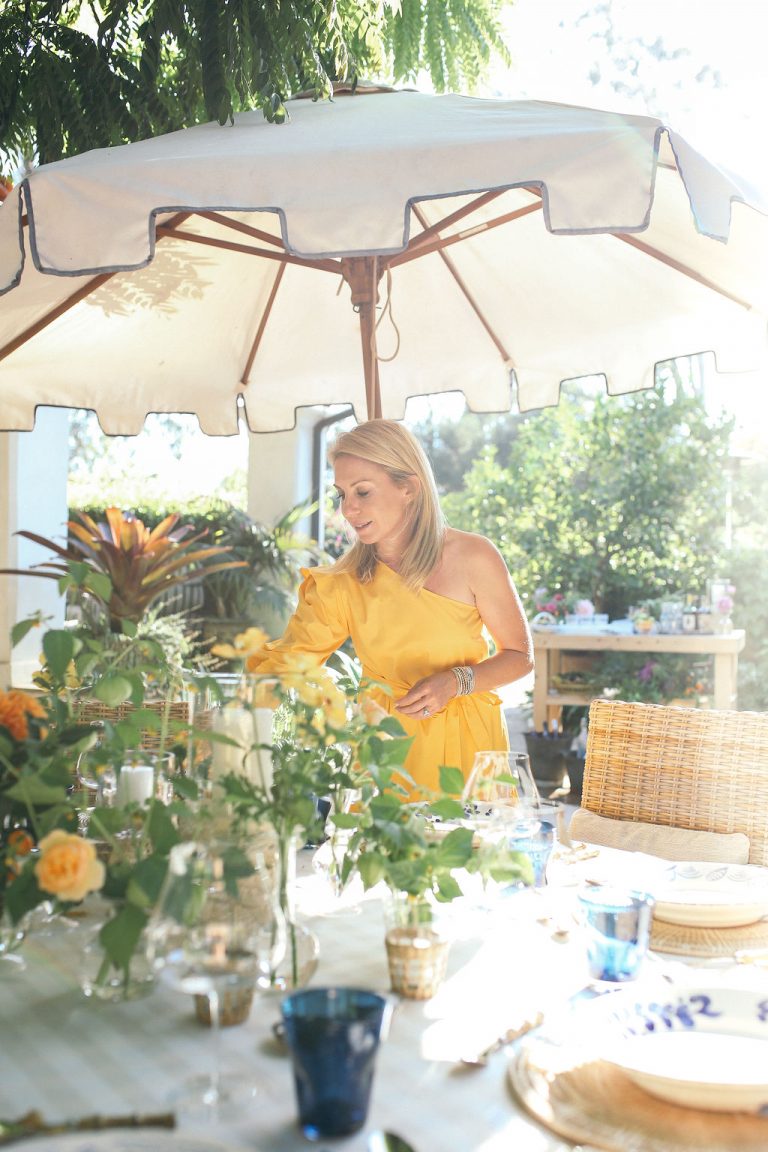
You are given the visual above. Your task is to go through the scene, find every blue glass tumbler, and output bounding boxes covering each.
[578,884,655,982]
[281,986,390,1140]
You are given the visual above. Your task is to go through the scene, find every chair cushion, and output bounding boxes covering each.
[569,809,750,864]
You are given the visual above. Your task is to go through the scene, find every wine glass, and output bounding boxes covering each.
[461,751,549,900]
[462,751,540,815]
[146,840,286,1119]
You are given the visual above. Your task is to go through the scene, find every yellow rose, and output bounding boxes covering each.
[34,830,106,903]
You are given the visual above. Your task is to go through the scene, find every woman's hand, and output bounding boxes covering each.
[395,670,458,719]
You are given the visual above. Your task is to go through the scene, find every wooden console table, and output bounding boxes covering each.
[532,628,746,732]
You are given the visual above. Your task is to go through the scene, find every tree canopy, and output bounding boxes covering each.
[1,0,511,167]
[439,380,733,620]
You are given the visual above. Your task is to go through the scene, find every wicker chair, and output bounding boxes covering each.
[581,699,768,867]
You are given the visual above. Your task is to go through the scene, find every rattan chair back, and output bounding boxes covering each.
[582,699,768,866]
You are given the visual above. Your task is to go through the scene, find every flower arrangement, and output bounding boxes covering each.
[529,588,598,629]
[0,681,98,929]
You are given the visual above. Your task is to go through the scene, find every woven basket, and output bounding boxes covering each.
[77,699,191,750]
[385,926,450,1000]
[582,699,768,866]
[194,986,255,1028]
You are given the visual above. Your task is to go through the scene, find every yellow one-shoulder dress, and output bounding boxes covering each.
[248,565,509,795]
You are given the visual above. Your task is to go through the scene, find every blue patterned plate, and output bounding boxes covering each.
[600,984,768,1112]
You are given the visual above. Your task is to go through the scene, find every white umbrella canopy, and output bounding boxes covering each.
[0,88,767,434]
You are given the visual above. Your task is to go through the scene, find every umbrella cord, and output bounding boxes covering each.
[374,268,401,363]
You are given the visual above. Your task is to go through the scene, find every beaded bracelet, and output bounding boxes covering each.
[452,665,475,696]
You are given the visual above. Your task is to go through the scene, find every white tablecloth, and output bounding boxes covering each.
[2,844,745,1152]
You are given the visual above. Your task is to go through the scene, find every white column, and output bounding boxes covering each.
[246,409,317,527]
[0,410,69,687]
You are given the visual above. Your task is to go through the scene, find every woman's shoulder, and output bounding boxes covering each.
[300,563,362,592]
[442,527,503,568]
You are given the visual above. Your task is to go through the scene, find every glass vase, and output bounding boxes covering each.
[0,905,26,969]
[269,833,319,993]
[74,898,155,1003]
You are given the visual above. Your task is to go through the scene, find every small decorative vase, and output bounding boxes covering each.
[383,892,451,1000]
[0,905,26,968]
[75,900,155,1003]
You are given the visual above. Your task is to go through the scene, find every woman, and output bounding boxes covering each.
[249,419,533,795]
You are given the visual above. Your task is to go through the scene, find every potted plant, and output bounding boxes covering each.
[188,501,328,642]
[2,507,243,746]
[344,763,531,999]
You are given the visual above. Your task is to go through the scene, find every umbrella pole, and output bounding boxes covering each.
[341,256,383,420]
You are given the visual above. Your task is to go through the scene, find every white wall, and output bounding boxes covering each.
[0,410,69,687]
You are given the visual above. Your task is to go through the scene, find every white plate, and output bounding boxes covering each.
[600,985,768,1112]
[16,1131,244,1152]
[651,861,768,927]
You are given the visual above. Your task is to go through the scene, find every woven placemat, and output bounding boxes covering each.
[650,915,768,957]
[509,1041,768,1152]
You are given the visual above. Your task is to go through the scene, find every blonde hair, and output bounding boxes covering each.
[328,419,446,589]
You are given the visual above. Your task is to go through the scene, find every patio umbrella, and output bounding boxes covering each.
[0,87,766,435]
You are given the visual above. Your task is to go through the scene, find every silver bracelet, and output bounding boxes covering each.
[452,665,475,696]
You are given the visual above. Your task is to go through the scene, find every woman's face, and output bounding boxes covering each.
[333,454,413,552]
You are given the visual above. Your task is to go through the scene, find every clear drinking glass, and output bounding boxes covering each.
[145,840,286,1119]
[461,750,539,843]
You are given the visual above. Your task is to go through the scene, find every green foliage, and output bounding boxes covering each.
[178,500,327,626]
[4,508,244,632]
[2,0,511,166]
[346,763,531,900]
[443,385,732,620]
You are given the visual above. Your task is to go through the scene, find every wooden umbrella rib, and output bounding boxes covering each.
[389,201,542,268]
[155,225,341,274]
[522,184,751,310]
[411,204,512,364]
[615,232,753,310]
[240,261,286,385]
[0,273,116,363]
[403,188,508,252]
[193,210,288,251]
[0,210,196,363]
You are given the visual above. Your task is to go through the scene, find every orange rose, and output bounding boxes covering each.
[34,830,105,903]
[0,690,46,740]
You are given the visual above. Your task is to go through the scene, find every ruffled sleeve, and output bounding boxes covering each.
[247,567,350,674]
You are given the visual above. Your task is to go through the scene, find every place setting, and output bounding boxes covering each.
[506,870,768,1151]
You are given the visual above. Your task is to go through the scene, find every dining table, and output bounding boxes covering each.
[1,842,766,1152]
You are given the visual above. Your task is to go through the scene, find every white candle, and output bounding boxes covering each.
[211,706,254,779]
[116,763,154,806]
[210,706,273,794]
[250,707,274,794]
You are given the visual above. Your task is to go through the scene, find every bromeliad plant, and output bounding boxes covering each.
[4,507,245,633]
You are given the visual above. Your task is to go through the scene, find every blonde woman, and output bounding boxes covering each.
[249,419,533,795]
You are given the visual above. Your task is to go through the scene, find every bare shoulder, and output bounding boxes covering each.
[443,527,506,573]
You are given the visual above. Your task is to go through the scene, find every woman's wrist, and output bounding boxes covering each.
[451,665,475,696]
